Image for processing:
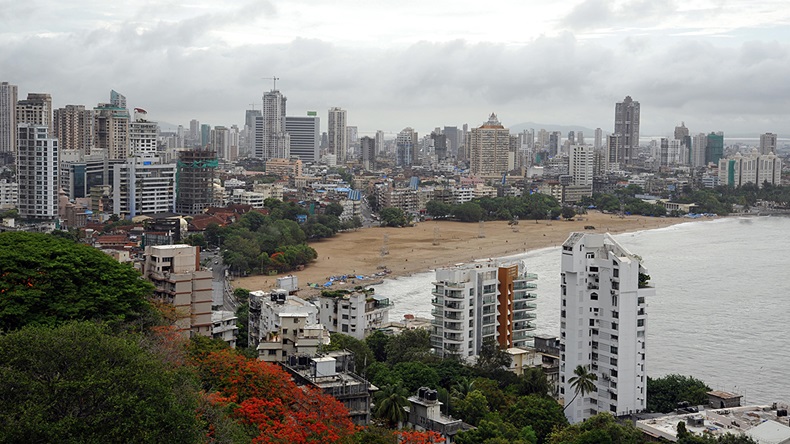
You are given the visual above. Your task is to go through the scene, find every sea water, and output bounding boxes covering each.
[377,216,790,404]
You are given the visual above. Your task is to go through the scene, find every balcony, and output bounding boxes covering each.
[514,292,538,301]
[521,272,538,280]
[514,312,537,321]
[443,333,463,343]
[513,331,534,341]
[431,297,443,305]
[513,321,536,331]
[514,302,537,311]
[445,290,464,299]
[445,301,464,311]
[430,308,442,318]
[444,322,463,332]
[482,296,496,305]
[514,282,538,290]
[444,312,462,321]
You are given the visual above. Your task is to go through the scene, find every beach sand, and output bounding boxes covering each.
[235,211,693,294]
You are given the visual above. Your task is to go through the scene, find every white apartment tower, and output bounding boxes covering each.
[94,101,130,160]
[396,127,418,167]
[570,145,595,187]
[327,107,347,164]
[468,113,511,178]
[318,290,393,340]
[285,112,320,162]
[16,124,58,223]
[560,233,652,424]
[691,133,707,168]
[255,89,289,160]
[594,128,603,150]
[130,108,158,157]
[0,82,18,158]
[431,261,537,361]
[16,93,53,136]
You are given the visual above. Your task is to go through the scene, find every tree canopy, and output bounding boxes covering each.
[647,374,711,413]
[0,232,154,331]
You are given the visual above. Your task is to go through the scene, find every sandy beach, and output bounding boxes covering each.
[235,211,695,294]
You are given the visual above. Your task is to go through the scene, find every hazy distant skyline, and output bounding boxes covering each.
[2,0,789,137]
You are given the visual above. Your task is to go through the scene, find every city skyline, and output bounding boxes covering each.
[3,1,790,136]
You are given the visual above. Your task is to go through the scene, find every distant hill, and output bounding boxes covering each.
[509,122,601,135]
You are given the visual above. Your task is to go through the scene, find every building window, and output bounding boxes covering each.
[637,319,645,327]
[591,292,598,300]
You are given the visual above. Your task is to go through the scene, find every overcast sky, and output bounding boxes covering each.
[2,0,789,137]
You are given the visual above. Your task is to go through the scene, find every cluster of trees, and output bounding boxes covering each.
[647,374,711,413]
[425,193,562,222]
[579,186,668,217]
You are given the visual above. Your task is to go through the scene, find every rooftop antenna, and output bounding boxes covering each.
[262,76,280,91]
[248,102,256,111]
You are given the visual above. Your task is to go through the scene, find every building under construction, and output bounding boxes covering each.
[176,149,217,215]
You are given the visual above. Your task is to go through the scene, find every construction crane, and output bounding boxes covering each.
[262,76,280,91]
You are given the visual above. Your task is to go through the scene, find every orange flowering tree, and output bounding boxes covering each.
[398,429,447,444]
[193,349,357,443]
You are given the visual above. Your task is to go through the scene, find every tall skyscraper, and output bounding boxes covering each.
[211,126,231,161]
[17,93,53,135]
[705,132,724,165]
[17,124,59,223]
[443,126,459,157]
[430,261,537,361]
[468,113,510,177]
[606,134,621,169]
[759,132,777,155]
[614,96,640,164]
[548,131,561,157]
[189,119,200,146]
[361,136,375,171]
[674,122,689,141]
[110,90,127,108]
[94,98,130,160]
[255,89,289,160]
[54,105,94,154]
[175,149,217,215]
[594,128,603,151]
[431,132,447,161]
[0,82,17,160]
[285,112,319,162]
[396,127,418,167]
[691,133,707,168]
[560,233,652,424]
[327,107,347,164]
[130,108,158,157]
[570,145,595,186]
[375,130,385,157]
[577,131,585,145]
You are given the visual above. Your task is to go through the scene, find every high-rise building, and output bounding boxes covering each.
[0,82,17,160]
[548,131,561,157]
[94,97,130,160]
[614,96,640,164]
[759,132,777,155]
[375,130,385,157]
[570,145,595,186]
[255,89,289,160]
[200,124,211,148]
[327,107,347,164]
[718,150,782,188]
[594,128,603,151]
[468,113,510,177]
[560,232,652,424]
[175,149,217,215]
[674,122,689,141]
[112,157,177,217]
[443,126,459,157]
[577,131,585,145]
[396,127,418,167]
[189,119,200,146]
[211,126,231,161]
[54,105,94,154]
[568,131,576,145]
[430,261,538,361]
[606,134,621,170]
[361,136,376,171]
[285,112,319,162]
[691,133,707,167]
[431,132,447,161]
[110,90,126,108]
[129,108,158,157]
[705,132,724,165]
[346,125,358,159]
[17,93,53,135]
[17,124,59,223]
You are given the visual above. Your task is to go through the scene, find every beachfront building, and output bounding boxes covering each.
[430,260,538,362]
[318,289,393,340]
[560,232,653,424]
[718,150,782,189]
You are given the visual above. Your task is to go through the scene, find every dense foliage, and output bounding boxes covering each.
[0,232,154,331]
[647,374,711,413]
[546,412,643,444]
[426,193,562,222]
[0,322,203,443]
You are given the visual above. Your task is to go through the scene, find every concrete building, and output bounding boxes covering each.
[175,149,217,215]
[760,132,778,155]
[706,132,724,165]
[248,289,320,349]
[614,96,640,164]
[16,93,52,136]
[468,113,511,178]
[16,124,58,225]
[212,311,239,348]
[60,157,121,200]
[570,145,595,187]
[408,388,464,442]
[255,89,289,160]
[54,105,94,154]
[285,112,319,162]
[718,150,782,188]
[210,126,230,161]
[130,108,158,157]
[112,157,177,216]
[143,244,213,338]
[360,136,375,171]
[94,102,130,160]
[560,232,653,423]
[430,261,538,361]
[396,127,418,167]
[318,289,393,340]
[0,82,17,161]
[0,179,18,209]
[692,133,707,167]
[327,107,347,164]
[594,128,603,150]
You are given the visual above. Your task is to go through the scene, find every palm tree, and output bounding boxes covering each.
[564,365,598,411]
[374,384,410,429]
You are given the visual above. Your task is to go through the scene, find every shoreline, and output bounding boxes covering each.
[234,211,712,296]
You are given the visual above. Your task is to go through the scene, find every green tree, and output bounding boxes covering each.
[454,390,491,426]
[385,328,433,364]
[325,333,375,374]
[475,337,512,374]
[647,374,710,413]
[564,365,597,411]
[183,233,208,249]
[325,202,345,217]
[547,412,645,444]
[453,202,484,222]
[455,413,537,444]
[425,200,453,218]
[373,384,410,429]
[514,366,552,398]
[391,361,440,393]
[0,322,202,443]
[379,207,409,227]
[561,207,577,220]
[365,330,391,362]
[505,395,568,444]
[0,232,154,331]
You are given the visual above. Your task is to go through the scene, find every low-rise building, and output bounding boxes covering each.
[248,289,319,348]
[407,387,465,443]
[318,289,393,340]
[212,310,238,348]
